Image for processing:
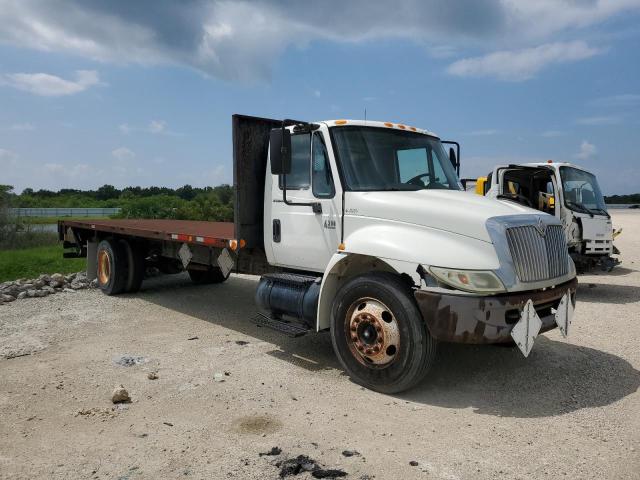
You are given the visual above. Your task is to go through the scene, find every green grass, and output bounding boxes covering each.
[19,216,111,225]
[0,245,85,283]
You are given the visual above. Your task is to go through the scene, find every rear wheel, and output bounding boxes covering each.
[97,239,128,295]
[119,239,145,293]
[330,272,437,394]
[188,267,229,285]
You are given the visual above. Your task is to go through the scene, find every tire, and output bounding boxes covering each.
[119,239,145,293]
[188,267,229,285]
[330,272,437,394]
[96,239,128,295]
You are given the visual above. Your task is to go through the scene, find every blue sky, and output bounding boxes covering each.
[0,0,639,194]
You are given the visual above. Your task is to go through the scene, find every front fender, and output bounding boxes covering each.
[315,221,500,331]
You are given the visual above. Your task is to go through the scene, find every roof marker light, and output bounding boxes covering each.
[384,122,393,127]
[547,159,553,163]
[397,124,406,129]
[335,120,348,125]
[410,126,417,131]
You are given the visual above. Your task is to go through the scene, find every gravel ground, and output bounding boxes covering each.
[0,210,638,480]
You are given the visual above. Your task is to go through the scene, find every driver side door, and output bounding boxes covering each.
[269,130,342,272]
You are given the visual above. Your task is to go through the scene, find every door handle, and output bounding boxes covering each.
[273,219,281,243]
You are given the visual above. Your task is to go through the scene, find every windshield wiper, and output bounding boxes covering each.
[590,207,610,218]
[566,201,596,217]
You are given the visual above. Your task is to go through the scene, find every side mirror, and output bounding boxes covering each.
[449,147,457,169]
[270,128,292,175]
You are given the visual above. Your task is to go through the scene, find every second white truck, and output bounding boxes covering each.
[473,162,619,271]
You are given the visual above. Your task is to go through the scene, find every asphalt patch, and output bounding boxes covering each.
[260,447,282,456]
[113,355,147,367]
[276,455,347,478]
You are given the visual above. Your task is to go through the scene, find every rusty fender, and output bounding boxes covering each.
[414,278,578,344]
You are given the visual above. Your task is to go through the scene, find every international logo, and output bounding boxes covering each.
[535,217,547,237]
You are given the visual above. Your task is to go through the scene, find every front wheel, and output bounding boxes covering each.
[330,272,437,394]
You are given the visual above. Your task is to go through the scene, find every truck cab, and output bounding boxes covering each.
[249,118,576,392]
[482,162,618,271]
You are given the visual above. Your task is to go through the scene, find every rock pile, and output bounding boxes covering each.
[0,272,96,304]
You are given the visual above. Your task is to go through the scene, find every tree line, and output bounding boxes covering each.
[1,184,234,222]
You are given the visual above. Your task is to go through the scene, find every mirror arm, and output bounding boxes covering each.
[281,174,322,214]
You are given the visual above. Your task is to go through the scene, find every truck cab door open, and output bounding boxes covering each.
[265,128,341,272]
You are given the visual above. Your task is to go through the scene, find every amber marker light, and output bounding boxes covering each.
[335,120,348,125]
[338,243,346,251]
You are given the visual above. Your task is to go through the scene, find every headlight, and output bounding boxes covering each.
[428,266,506,294]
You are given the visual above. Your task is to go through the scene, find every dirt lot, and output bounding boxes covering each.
[1,210,639,480]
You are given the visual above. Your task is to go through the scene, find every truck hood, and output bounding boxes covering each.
[345,190,538,242]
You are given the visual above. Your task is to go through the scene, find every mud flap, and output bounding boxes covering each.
[552,293,574,338]
[510,299,542,358]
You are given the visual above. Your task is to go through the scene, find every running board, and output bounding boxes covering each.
[252,313,310,337]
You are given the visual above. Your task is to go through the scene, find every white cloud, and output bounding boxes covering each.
[576,115,622,125]
[111,147,135,161]
[575,140,597,160]
[468,129,499,136]
[118,120,181,137]
[118,123,132,134]
[0,1,637,82]
[428,45,458,59]
[589,93,640,108]
[447,41,602,81]
[10,123,35,131]
[148,120,166,134]
[43,163,64,174]
[0,70,100,96]
[0,148,18,165]
[312,90,321,98]
[541,130,564,137]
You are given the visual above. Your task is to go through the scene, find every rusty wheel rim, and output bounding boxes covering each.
[97,249,110,286]
[345,297,400,367]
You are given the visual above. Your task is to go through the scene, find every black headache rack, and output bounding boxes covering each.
[232,114,312,276]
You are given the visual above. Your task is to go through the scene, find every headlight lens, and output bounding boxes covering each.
[428,267,506,294]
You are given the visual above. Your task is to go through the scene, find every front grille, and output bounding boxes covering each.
[506,224,568,282]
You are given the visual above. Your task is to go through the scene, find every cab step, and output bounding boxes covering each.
[253,313,311,337]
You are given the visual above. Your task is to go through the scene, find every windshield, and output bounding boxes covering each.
[331,126,461,191]
[560,166,607,214]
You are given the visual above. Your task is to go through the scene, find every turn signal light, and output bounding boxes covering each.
[338,243,346,251]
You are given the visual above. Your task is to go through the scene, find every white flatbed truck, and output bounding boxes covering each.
[60,115,577,393]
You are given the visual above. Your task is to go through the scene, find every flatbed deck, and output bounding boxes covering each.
[59,219,235,248]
